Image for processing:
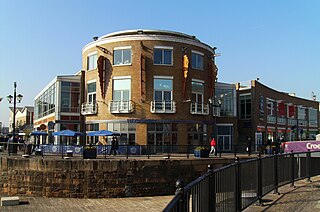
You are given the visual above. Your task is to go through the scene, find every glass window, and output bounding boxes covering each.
[113,78,131,101]
[87,53,97,70]
[113,48,131,65]
[154,48,173,65]
[192,80,204,103]
[87,82,96,103]
[239,94,251,119]
[192,52,204,70]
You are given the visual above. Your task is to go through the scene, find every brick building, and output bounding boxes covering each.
[237,80,319,150]
[81,29,219,146]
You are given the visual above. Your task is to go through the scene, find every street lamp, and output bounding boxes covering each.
[7,82,23,156]
[209,98,221,156]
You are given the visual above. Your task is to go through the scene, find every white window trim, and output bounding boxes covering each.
[192,79,204,83]
[154,46,173,50]
[154,76,174,80]
[191,50,204,56]
[87,51,97,57]
[112,76,131,80]
[87,79,97,84]
[113,47,132,66]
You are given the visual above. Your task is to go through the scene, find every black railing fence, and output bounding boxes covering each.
[0,142,271,159]
[163,150,320,212]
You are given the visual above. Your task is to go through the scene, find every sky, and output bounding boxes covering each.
[0,0,320,126]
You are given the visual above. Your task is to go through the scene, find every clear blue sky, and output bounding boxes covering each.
[1,0,320,126]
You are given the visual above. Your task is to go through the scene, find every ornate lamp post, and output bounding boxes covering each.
[7,82,23,156]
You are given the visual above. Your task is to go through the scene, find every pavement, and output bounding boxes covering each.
[245,175,320,212]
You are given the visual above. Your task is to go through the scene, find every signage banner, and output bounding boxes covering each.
[284,140,320,152]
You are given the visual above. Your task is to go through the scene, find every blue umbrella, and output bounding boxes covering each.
[30,131,48,136]
[52,129,84,137]
[87,130,119,136]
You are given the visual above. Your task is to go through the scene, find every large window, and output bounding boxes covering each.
[61,81,80,113]
[87,82,96,103]
[215,87,236,117]
[87,52,97,70]
[187,123,207,146]
[147,123,178,150]
[154,46,173,65]
[113,47,131,65]
[217,125,233,151]
[239,94,251,119]
[154,78,173,110]
[34,83,56,119]
[108,122,136,145]
[113,78,131,101]
[191,51,204,70]
[309,108,318,127]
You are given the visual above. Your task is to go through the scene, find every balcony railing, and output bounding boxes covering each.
[190,102,209,115]
[298,119,308,127]
[288,118,297,126]
[150,100,176,113]
[267,115,276,124]
[277,117,286,125]
[81,102,98,115]
[213,106,221,117]
[109,100,134,113]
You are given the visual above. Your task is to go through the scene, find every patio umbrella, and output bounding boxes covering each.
[87,130,119,137]
[52,129,84,137]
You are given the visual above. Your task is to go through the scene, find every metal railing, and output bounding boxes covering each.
[164,150,320,211]
[150,100,176,113]
[190,102,209,115]
[81,102,98,115]
[109,100,134,113]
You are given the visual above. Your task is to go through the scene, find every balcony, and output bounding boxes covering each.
[150,100,176,113]
[267,115,276,124]
[109,100,134,113]
[190,102,209,115]
[288,118,297,126]
[277,117,286,125]
[81,102,98,115]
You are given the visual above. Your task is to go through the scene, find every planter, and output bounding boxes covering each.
[83,148,97,159]
[194,149,210,158]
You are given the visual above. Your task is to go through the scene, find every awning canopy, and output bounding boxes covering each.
[87,130,120,137]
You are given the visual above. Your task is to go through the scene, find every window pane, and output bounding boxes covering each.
[154,91,162,101]
[154,49,162,64]
[192,53,197,68]
[192,81,204,93]
[197,55,203,69]
[123,49,131,64]
[123,90,129,101]
[164,49,172,64]
[114,79,130,90]
[113,91,121,101]
[114,50,122,65]
[154,79,172,90]
[88,82,96,93]
[164,91,171,101]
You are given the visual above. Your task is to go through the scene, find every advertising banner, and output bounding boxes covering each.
[284,140,320,152]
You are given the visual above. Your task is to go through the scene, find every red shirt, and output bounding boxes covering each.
[210,139,216,146]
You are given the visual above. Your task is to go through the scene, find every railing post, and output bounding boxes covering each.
[290,151,295,187]
[257,153,263,205]
[234,157,242,211]
[207,165,216,212]
[306,149,312,182]
[147,145,150,159]
[175,179,186,211]
[273,154,279,194]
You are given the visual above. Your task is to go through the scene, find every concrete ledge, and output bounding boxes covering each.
[1,196,19,206]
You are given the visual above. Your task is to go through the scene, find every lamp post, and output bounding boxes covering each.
[7,82,23,156]
[209,98,221,156]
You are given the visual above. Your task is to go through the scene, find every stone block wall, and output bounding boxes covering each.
[0,157,234,198]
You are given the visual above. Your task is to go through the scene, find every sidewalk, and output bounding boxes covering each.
[245,175,320,212]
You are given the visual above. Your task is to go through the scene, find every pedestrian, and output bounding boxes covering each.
[109,136,118,156]
[246,137,252,156]
[210,138,216,155]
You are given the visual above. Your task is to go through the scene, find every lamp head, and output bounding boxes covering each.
[17,94,23,103]
[6,95,13,103]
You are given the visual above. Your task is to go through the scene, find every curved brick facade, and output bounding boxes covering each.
[81,30,218,146]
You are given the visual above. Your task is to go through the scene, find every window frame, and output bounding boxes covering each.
[191,50,204,70]
[113,46,132,66]
[87,52,98,71]
[153,46,173,66]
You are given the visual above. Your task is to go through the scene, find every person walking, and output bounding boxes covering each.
[210,138,216,155]
[246,137,252,156]
[109,136,118,156]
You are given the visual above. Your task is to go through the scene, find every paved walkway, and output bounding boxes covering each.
[0,195,174,212]
[245,176,320,212]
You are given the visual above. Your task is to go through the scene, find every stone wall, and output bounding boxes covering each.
[0,157,235,198]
